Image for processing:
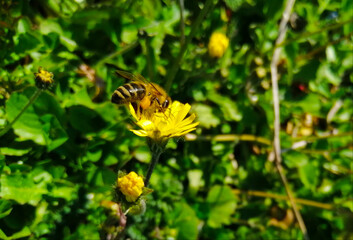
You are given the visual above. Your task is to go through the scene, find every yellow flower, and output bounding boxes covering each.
[208,32,229,58]
[117,172,144,202]
[34,67,54,89]
[129,101,199,143]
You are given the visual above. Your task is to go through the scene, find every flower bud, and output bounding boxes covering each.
[117,172,144,202]
[208,32,229,58]
[34,67,54,89]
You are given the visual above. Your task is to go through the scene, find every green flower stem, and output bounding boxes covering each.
[164,0,215,92]
[144,139,166,187]
[0,88,42,137]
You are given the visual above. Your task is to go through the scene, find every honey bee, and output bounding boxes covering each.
[111,70,171,118]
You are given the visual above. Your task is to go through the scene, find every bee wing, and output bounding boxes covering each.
[135,73,166,95]
[116,70,165,96]
[115,70,142,82]
[135,73,149,83]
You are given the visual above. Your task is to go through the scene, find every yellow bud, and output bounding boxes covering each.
[208,32,229,58]
[34,67,54,89]
[117,172,144,202]
[256,67,267,79]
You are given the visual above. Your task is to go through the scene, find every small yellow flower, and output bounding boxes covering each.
[117,172,144,202]
[208,32,229,58]
[129,101,199,143]
[34,67,54,89]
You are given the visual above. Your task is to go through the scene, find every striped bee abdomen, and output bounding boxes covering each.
[111,82,146,104]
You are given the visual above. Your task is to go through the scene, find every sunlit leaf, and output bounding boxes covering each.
[171,202,199,240]
[206,185,237,228]
[0,173,49,205]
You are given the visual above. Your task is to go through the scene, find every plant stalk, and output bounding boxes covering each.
[270,0,309,239]
[144,141,164,187]
[164,0,215,92]
[232,189,335,210]
[0,88,42,137]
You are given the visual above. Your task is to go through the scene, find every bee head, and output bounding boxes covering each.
[156,96,171,112]
[162,98,170,109]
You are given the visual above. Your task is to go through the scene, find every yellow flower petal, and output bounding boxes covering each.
[129,100,199,142]
[176,114,196,129]
[138,120,155,131]
[131,130,148,137]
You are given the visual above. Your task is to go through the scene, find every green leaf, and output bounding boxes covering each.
[299,162,319,190]
[206,185,237,228]
[317,63,341,86]
[86,166,116,186]
[0,147,31,156]
[134,145,151,163]
[0,172,50,205]
[187,169,204,195]
[295,94,322,115]
[17,18,31,33]
[5,87,66,147]
[13,33,41,54]
[49,182,77,201]
[39,19,77,51]
[41,114,68,151]
[208,92,242,122]
[0,199,12,219]
[170,202,199,240]
[224,0,245,11]
[283,151,309,168]
[192,103,220,129]
[0,227,31,240]
[34,90,65,123]
[68,105,106,134]
[65,224,100,240]
[5,89,46,145]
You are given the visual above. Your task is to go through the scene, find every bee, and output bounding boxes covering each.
[111,70,171,118]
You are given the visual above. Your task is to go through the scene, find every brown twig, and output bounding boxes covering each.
[292,131,353,142]
[278,18,353,47]
[270,0,310,239]
[296,31,353,61]
[233,189,335,210]
[184,133,272,145]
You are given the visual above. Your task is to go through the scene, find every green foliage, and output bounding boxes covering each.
[0,0,352,239]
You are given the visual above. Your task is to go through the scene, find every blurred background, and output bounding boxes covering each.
[0,0,352,239]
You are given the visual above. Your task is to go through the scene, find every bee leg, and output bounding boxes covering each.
[138,106,144,119]
[131,102,139,113]
[134,103,144,119]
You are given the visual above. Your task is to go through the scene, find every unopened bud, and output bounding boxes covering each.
[34,67,54,89]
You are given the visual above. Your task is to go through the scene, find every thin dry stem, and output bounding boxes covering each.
[185,133,272,145]
[232,189,335,210]
[270,0,309,239]
[278,18,353,47]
